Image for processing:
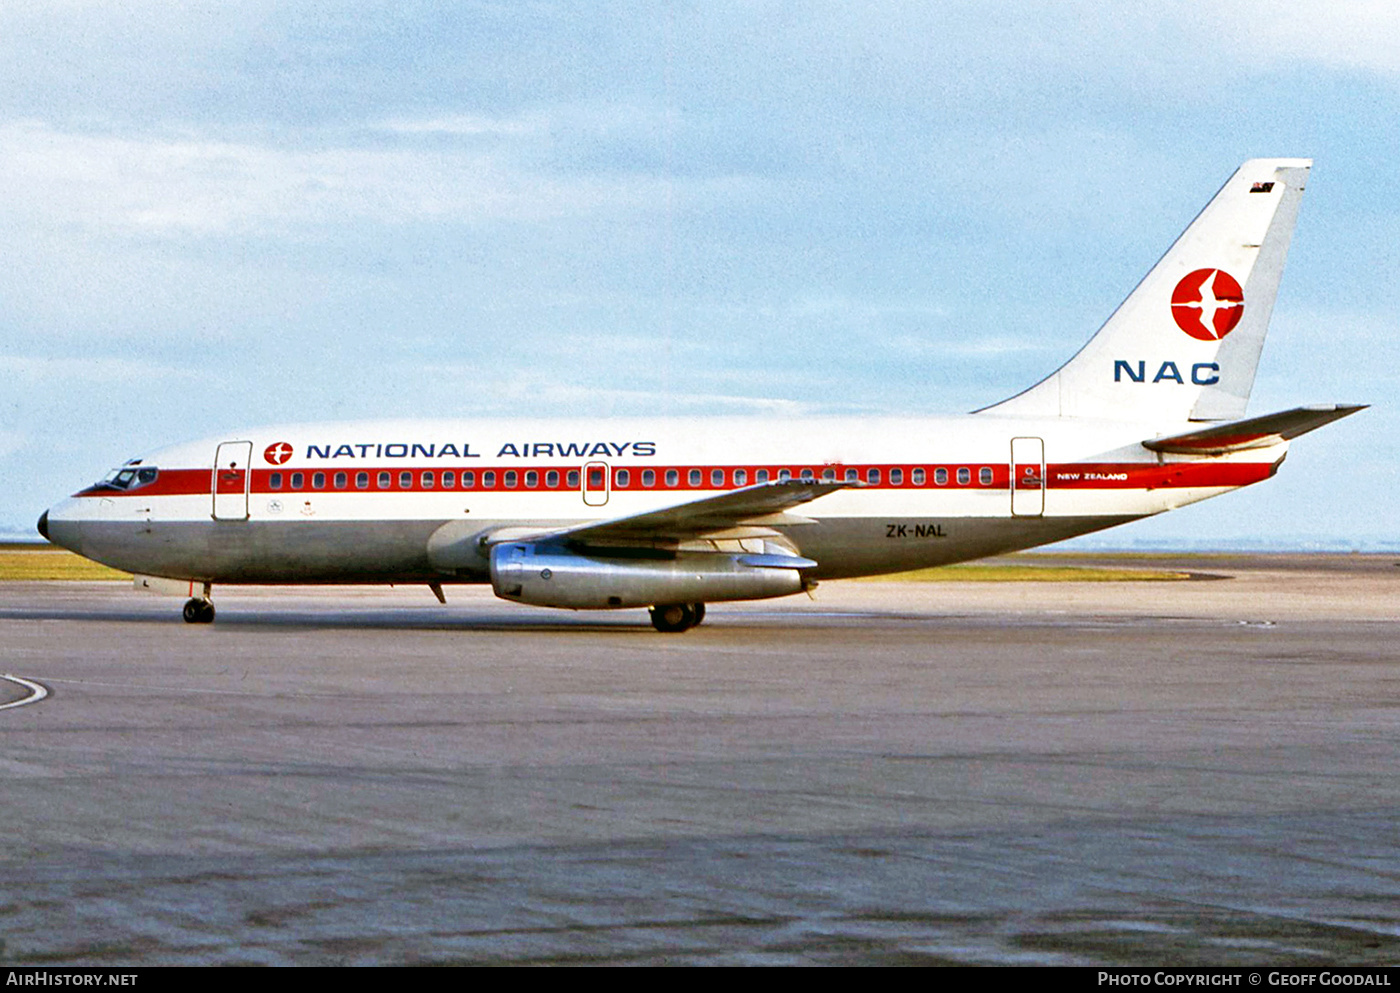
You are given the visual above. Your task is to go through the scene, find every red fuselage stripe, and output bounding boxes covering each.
[74,460,1276,498]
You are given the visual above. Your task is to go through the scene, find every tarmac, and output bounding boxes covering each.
[0,554,1397,965]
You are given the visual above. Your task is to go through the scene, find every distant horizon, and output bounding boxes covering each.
[5,526,1396,556]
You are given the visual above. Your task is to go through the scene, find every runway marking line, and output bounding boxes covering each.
[0,674,50,711]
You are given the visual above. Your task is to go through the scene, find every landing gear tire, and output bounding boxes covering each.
[649,602,705,633]
[182,598,215,624]
[650,603,690,633]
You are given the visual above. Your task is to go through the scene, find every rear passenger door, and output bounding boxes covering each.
[1010,437,1045,517]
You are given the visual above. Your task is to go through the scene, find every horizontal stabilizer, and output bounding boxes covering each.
[1143,404,1366,455]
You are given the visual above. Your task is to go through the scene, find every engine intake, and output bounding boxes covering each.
[490,542,814,609]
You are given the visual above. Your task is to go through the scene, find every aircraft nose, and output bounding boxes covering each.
[40,501,84,554]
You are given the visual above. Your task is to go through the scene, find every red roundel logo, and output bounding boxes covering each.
[263,441,293,465]
[1171,268,1244,341]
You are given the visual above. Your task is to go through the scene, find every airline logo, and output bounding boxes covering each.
[264,442,294,465]
[1171,269,1244,341]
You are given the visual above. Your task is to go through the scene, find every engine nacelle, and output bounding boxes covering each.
[489,542,813,609]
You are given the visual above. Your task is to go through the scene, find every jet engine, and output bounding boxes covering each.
[489,541,814,610]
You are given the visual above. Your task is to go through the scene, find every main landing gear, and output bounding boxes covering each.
[182,582,215,624]
[649,602,706,633]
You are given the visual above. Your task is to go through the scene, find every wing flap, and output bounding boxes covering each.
[1143,404,1366,455]
[549,479,851,547]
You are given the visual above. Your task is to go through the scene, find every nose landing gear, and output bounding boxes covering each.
[182,582,216,624]
[182,598,215,624]
[649,602,706,633]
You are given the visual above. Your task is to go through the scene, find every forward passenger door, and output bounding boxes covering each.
[212,441,253,520]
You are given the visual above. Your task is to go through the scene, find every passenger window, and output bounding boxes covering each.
[546,470,559,488]
[566,470,579,487]
[778,469,791,481]
[378,471,391,489]
[483,471,496,488]
[525,470,538,488]
[711,468,724,488]
[890,468,903,486]
[399,471,413,489]
[665,469,679,487]
[689,469,702,486]
[912,468,925,485]
[616,469,630,487]
[733,469,747,486]
[269,472,282,490]
[800,468,815,481]
[980,467,993,486]
[845,468,858,482]
[756,469,769,483]
[462,471,475,488]
[422,472,435,489]
[934,468,948,485]
[356,471,369,490]
[442,471,455,489]
[822,467,836,481]
[957,467,971,485]
[589,467,605,487]
[866,467,880,485]
[291,472,305,489]
[334,472,347,490]
[313,472,326,490]
[504,471,517,488]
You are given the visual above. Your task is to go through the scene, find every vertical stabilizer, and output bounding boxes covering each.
[980,159,1310,422]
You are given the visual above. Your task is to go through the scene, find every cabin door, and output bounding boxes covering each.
[212,440,253,520]
[1010,437,1045,517]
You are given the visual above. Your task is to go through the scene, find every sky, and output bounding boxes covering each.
[2,0,1396,549]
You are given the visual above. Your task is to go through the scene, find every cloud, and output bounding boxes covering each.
[1202,0,1400,77]
[0,119,760,237]
[393,365,810,417]
[374,114,542,137]
[375,103,678,139]
[0,354,206,385]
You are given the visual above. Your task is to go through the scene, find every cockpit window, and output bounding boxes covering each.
[98,465,159,491]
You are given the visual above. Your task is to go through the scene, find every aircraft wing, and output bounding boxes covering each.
[547,478,852,548]
[1143,404,1367,455]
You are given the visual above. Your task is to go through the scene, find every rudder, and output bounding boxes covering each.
[980,159,1311,422]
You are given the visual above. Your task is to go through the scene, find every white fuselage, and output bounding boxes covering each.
[42,413,1282,587]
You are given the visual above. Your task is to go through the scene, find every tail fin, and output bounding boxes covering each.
[980,159,1311,422]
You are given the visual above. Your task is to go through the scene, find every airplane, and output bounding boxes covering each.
[38,158,1364,632]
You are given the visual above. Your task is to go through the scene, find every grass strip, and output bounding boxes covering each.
[853,564,1190,582]
[1,548,1188,584]
[0,549,131,581]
